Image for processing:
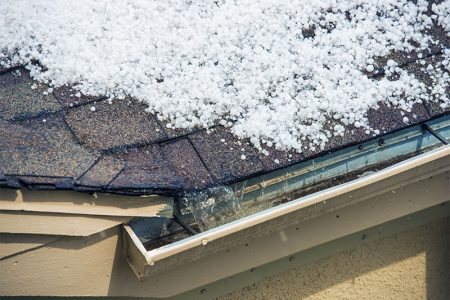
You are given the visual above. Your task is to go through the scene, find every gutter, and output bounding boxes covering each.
[150,145,449,260]
[123,142,449,291]
[174,115,450,233]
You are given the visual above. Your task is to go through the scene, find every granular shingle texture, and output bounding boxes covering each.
[258,146,305,171]
[108,145,182,191]
[53,85,102,108]
[76,155,125,187]
[0,118,47,150]
[189,127,265,183]
[301,121,368,158]
[17,175,74,189]
[367,102,430,134]
[0,114,99,178]
[0,70,61,121]
[161,138,214,190]
[0,40,448,196]
[2,0,449,153]
[0,58,20,74]
[65,99,166,150]
[403,54,450,117]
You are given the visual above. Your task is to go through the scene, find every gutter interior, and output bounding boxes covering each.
[131,114,450,251]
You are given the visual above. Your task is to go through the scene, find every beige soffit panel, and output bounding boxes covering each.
[1,176,445,298]
[0,189,173,217]
[0,210,130,236]
[0,149,448,297]
[0,226,123,297]
[0,233,61,260]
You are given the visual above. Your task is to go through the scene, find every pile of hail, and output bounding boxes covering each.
[1,0,449,153]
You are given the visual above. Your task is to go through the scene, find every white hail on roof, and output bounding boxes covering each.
[0,0,449,152]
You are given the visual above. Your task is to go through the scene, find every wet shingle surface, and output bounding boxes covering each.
[0,70,61,120]
[402,54,450,117]
[0,114,99,178]
[368,102,430,134]
[17,175,74,188]
[371,12,447,76]
[53,85,102,107]
[157,117,203,139]
[189,127,265,183]
[161,138,213,190]
[108,145,182,191]
[258,146,305,171]
[65,99,166,150]
[0,59,20,74]
[76,155,124,187]
[302,121,368,158]
[0,48,448,195]
[0,118,48,150]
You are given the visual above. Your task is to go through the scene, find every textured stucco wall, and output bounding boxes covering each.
[218,217,450,300]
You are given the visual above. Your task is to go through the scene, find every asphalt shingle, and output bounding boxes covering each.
[189,127,265,184]
[0,114,99,178]
[76,155,125,187]
[302,121,368,158]
[53,85,102,107]
[108,145,182,191]
[0,118,48,150]
[258,146,305,171]
[161,138,213,190]
[0,33,447,194]
[0,57,20,74]
[65,99,166,150]
[0,70,61,121]
[160,121,202,139]
[402,54,450,117]
[17,175,74,188]
[367,102,430,134]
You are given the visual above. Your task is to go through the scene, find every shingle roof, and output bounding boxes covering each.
[0,17,448,196]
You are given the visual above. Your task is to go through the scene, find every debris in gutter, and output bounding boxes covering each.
[181,186,246,232]
[136,117,450,250]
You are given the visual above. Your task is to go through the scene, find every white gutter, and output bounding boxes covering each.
[147,145,450,263]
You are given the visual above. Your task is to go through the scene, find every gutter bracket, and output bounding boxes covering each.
[422,123,449,145]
